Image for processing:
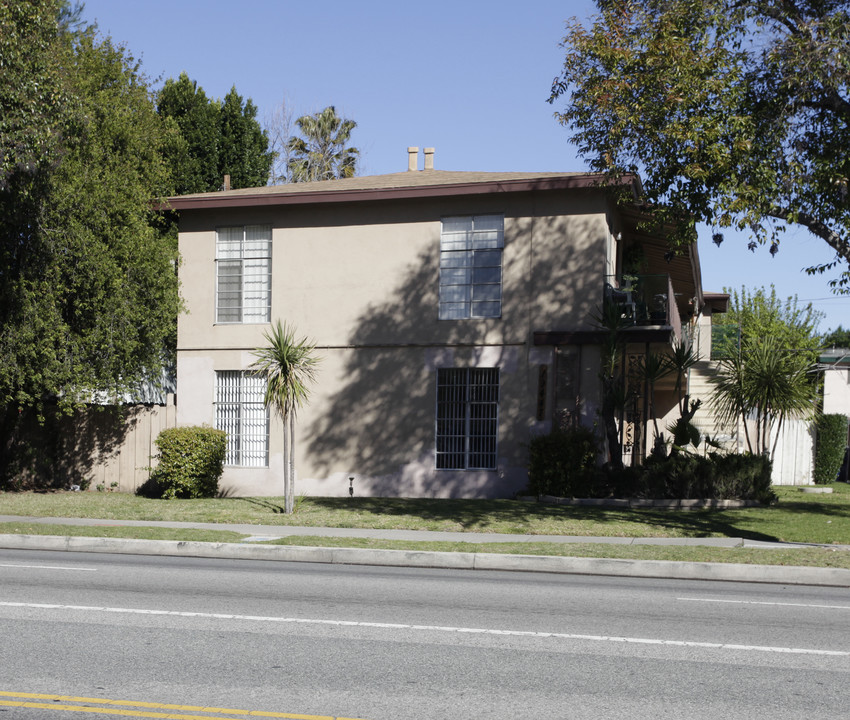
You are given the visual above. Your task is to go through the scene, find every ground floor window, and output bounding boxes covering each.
[435,367,499,469]
[215,371,269,467]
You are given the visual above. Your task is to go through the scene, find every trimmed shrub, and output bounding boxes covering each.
[703,452,774,502]
[146,426,226,499]
[527,425,600,498]
[814,414,849,484]
[637,452,774,502]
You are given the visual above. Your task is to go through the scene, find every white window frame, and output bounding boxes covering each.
[435,367,499,470]
[439,214,504,320]
[215,225,272,323]
[215,371,269,467]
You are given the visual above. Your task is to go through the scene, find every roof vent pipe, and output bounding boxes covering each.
[407,147,419,171]
[223,174,231,191]
[423,147,435,170]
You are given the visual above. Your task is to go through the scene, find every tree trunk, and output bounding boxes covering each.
[601,377,623,470]
[282,416,291,514]
[287,416,296,514]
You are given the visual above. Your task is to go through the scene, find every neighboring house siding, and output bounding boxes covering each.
[824,365,850,417]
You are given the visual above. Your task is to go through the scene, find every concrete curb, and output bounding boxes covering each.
[2,534,849,587]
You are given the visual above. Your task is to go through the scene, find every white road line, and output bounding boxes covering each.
[0,564,97,572]
[1,601,847,657]
[678,597,850,611]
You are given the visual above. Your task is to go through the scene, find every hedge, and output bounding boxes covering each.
[814,414,849,484]
[527,426,600,498]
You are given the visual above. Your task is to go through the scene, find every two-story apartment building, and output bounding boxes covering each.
[168,150,707,498]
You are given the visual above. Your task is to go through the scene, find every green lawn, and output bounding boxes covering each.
[1,483,848,544]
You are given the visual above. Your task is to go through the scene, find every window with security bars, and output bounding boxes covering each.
[216,225,272,323]
[215,371,269,467]
[435,368,499,470]
[439,214,504,319]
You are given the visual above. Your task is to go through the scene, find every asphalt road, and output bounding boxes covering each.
[2,548,849,720]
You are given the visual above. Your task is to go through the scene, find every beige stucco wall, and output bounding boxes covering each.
[176,189,613,497]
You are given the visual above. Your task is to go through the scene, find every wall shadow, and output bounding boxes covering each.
[303,197,607,498]
[1,403,136,490]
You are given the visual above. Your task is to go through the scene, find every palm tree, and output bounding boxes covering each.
[710,336,816,458]
[638,351,672,441]
[593,299,634,469]
[286,106,359,183]
[668,339,699,417]
[251,321,320,514]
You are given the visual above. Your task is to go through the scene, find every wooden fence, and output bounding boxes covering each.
[55,396,177,492]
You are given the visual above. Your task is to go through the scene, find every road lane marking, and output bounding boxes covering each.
[0,692,367,720]
[2,601,848,657]
[0,563,97,571]
[678,597,850,610]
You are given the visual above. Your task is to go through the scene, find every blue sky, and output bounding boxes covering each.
[83,0,849,332]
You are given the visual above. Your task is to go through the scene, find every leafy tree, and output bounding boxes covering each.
[157,74,274,193]
[550,0,850,289]
[0,7,181,482]
[156,72,221,194]
[0,0,69,199]
[251,321,320,514]
[713,285,823,357]
[218,86,274,189]
[823,325,850,348]
[56,0,87,35]
[287,106,359,183]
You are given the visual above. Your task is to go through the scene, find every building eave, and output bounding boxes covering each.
[162,173,640,211]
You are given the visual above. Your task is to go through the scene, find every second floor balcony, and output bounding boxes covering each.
[605,273,683,342]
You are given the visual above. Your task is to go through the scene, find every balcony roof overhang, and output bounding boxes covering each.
[534,327,676,346]
[618,205,704,316]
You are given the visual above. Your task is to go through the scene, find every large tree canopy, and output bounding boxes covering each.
[550,0,850,289]
[0,1,180,414]
[155,73,221,194]
[713,285,824,355]
[156,73,274,193]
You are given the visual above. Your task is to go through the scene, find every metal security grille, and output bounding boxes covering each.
[215,371,269,467]
[439,215,504,319]
[435,368,499,469]
[216,225,272,323]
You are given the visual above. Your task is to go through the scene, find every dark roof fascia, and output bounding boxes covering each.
[704,292,731,314]
[534,327,675,346]
[163,174,638,211]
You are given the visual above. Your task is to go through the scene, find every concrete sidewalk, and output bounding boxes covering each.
[0,514,835,548]
[1,514,849,587]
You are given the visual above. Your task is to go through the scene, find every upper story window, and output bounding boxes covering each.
[216,225,271,323]
[439,214,504,320]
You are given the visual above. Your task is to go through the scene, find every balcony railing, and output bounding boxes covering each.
[604,274,682,340]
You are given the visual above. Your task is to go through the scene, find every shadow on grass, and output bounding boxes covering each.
[306,497,787,541]
[231,497,287,514]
